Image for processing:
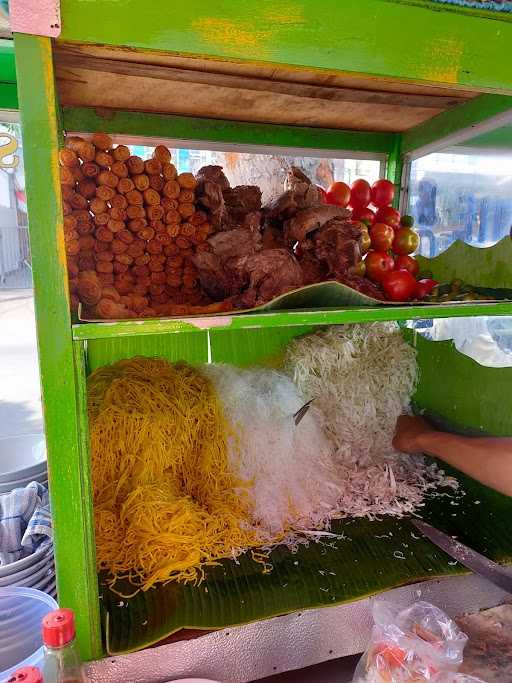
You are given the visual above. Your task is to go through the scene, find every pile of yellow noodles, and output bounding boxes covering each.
[88,357,261,594]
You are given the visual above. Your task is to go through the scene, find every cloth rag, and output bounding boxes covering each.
[0,481,52,565]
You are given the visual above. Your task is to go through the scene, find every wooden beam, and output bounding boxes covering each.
[13,34,102,660]
[56,53,467,110]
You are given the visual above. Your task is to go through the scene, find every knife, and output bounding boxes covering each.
[411,518,512,594]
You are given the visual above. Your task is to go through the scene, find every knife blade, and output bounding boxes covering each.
[411,518,512,594]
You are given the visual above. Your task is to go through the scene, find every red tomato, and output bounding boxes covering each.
[394,254,419,277]
[326,181,350,207]
[371,179,395,208]
[382,270,417,301]
[349,179,371,209]
[352,206,375,226]
[365,251,395,283]
[316,186,327,202]
[376,206,401,228]
[369,222,394,251]
[415,278,438,299]
[393,227,420,255]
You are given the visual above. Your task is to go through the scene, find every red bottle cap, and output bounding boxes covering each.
[42,607,76,647]
[6,667,43,683]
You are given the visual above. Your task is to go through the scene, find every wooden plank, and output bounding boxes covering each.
[13,35,103,659]
[54,42,479,99]
[56,65,443,133]
[62,107,396,155]
[57,0,512,92]
[56,53,467,110]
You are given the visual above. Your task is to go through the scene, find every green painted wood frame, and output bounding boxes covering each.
[73,301,512,342]
[58,0,512,93]
[401,94,512,156]
[62,107,395,156]
[13,2,512,660]
[13,34,102,660]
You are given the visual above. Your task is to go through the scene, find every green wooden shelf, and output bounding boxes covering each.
[73,301,512,341]
[14,0,512,662]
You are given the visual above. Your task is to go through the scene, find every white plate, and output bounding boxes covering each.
[0,434,46,482]
[0,545,53,579]
[29,572,54,593]
[8,562,54,589]
[0,464,48,485]
[0,552,53,587]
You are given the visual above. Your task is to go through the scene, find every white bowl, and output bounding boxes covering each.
[0,545,53,579]
[0,434,46,482]
[0,586,58,679]
[0,472,48,494]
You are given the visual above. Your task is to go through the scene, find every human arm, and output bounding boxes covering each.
[393,415,512,497]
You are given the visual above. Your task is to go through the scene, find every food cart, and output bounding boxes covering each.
[11,1,512,680]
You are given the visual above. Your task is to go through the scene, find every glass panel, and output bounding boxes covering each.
[407,150,512,258]
[129,145,382,201]
[408,317,512,368]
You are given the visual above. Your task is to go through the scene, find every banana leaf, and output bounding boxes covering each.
[101,467,512,654]
[81,238,512,323]
[100,330,512,654]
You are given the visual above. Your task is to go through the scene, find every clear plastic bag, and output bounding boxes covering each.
[434,675,486,682]
[352,601,469,682]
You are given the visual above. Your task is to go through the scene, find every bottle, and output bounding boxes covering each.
[7,667,43,683]
[41,608,88,682]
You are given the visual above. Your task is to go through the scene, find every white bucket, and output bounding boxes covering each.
[0,586,58,680]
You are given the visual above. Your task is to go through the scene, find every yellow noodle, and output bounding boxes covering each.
[88,357,261,594]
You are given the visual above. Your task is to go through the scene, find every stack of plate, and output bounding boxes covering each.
[0,433,54,598]
[0,546,56,599]
[0,434,47,493]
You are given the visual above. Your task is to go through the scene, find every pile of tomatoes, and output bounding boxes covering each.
[325,178,436,302]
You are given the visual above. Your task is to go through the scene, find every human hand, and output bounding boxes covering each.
[393,415,436,454]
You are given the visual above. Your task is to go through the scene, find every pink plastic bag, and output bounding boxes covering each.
[352,601,469,682]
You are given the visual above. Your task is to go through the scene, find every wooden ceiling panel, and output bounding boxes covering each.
[54,43,479,134]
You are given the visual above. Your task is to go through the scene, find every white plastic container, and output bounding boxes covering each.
[0,586,58,680]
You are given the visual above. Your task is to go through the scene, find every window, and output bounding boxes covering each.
[129,144,383,201]
[407,150,512,258]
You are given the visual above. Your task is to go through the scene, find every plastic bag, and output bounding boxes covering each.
[435,675,486,682]
[352,601,469,682]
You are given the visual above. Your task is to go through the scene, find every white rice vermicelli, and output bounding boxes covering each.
[284,323,457,518]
